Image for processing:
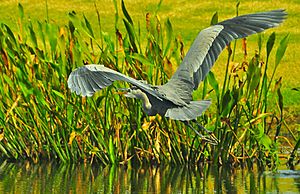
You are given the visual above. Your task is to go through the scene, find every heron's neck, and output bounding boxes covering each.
[139,92,152,112]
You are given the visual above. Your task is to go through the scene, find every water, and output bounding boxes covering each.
[0,161,299,193]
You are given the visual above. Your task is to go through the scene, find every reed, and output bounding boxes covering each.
[0,1,294,170]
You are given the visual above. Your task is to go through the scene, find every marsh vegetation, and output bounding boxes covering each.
[0,1,298,170]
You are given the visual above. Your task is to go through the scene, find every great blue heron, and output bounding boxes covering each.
[68,9,287,144]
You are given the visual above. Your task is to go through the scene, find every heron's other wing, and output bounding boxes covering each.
[166,9,287,96]
[156,79,193,105]
[68,64,163,100]
[165,100,211,121]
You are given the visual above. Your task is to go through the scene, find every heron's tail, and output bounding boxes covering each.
[165,100,211,121]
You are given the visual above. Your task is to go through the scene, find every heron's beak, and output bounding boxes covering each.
[115,88,129,95]
[115,91,127,95]
[117,88,129,92]
[124,92,135,98]
[115,88,135,98]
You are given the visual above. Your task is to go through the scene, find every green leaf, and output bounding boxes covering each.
[3,74,14,89]
[52,90,65,100]
[103,32,115,52]
[28,23,38,48]
[16,66,26,80]
[108,136,116,164]
[247,57,260,95]
[288,136,300,165]
[221,89,232,116]
[68,21,75,35]
[67,104,73,125]
[275,33,290,68]
[96,96,105,107]
[18,3,24,19]
[260,134,272,150]
[68,11,81,35]
[19,82,34,98]
[57,31,66,69]
[266,32,275,59]
[202,77,208,99]
[123,19,138,52]
[155,0,163,14]
[257,33,263,55]
[3,24,17,46]
[210,12,218,25]
[236,1,240,16]
[277,87,283,113]
[130,53,153,67]
[46,23,58,53]
[164,18,173,57]
[83,15,95,38]
[35,89,51,110]
[121,0,133,25]
[207,71,219,97]
[112,0,119,27]
[254,123,264,139]
[236,1,240,9]
[37,21,46,50]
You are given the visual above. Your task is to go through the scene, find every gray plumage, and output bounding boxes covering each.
[68,9,287,122]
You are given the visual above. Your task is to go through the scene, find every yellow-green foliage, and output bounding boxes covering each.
[0,1,298,169]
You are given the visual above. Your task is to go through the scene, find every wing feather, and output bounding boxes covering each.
[68,64,164,101]
[165,100,211,121]
[161,9,286,103]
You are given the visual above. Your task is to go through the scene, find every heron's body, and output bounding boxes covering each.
[68,9,286,127]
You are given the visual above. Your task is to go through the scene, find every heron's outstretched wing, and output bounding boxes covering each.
[165,100,211,121]
[68,64,164,100]
[161,9,287,102]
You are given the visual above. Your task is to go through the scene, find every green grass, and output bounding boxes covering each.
[0,0,299,111]
[0,0,299,169]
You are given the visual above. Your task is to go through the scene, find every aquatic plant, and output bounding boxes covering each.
[0,1,295,170]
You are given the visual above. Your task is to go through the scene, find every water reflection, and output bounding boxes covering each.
[0,161,299,193]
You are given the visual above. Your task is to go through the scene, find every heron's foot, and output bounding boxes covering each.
[186,122,219,145]
[193,121,213,134]
[201,133,218,145]
[197,125,218,145]
[207,133,219,145]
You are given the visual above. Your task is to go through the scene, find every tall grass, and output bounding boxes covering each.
[0,1,295,169]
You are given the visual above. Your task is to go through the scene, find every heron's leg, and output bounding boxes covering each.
[184,121,218,145]
[191,120,219,144]
[185,121,206,138]
[191,120,213,134]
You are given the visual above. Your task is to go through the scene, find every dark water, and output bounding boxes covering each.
[0,161,300,193]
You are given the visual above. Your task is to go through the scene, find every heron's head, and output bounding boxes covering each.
[124,88,146,100]
[118,87,152,113]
